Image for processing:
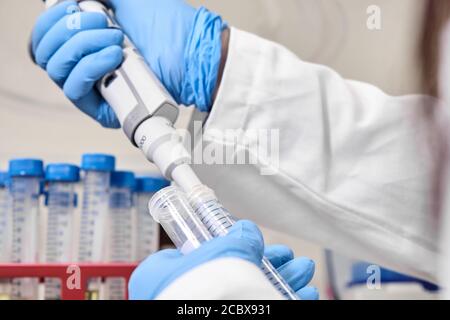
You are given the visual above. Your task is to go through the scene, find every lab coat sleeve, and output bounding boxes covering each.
[155,258,283,300]
[193,27,446,283]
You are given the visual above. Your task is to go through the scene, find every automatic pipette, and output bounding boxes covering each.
[38,0,202,193]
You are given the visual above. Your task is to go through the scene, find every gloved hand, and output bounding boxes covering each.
[265,245,318,300]
[109,0,226,112]
[129,220,318,300]
[31,0,226,128]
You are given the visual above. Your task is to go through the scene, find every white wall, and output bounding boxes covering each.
[192,0,426,95]
[0,0,427,298]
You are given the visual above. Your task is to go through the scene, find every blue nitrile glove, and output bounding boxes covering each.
[264,245,319,300]
[31,0,225,129]
[109,0,226,112]
[31,1,123,128]
[129,220,318,300]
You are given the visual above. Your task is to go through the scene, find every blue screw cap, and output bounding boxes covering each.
[111,171,136,190]
[136,176,170,193]
[0,172,9,187]
[349,262,439,292]
[81,154,115,172]
[46,164,80,182]
[8,159,44,177]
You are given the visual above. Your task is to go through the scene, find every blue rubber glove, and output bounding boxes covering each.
[129,220,318,300]
[109,0,226,112]
[265,245,319,300]
[31,0,225,128]
[31,1,123,128]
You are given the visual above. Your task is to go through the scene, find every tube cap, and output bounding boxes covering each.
[8,159,44,177]
[136,176,170,193]
[46,164,80,182]
[111,171,136,189]
[0,172,9,187]
[81,154,115,172]
[349,262,439,291]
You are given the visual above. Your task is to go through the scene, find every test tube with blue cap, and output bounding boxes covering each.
[104,171,136,300]
[134,176,170,261]
[0,172,11,262]
[0,172,12,299]
[44,164,80,300]
[78,154,115,300]
[8,159,44,300]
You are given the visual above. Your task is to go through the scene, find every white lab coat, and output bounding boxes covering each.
[157,26,450,299]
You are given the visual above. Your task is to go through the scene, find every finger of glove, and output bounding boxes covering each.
[73,91,121,128]
[63,45,123,102]
[32,0,78,55]
[297,286,319,300]
[96,100,122,129]
[47,29,124,86]
[276,257,315,291]
[63,46,123,126]
[264,245,294,269]
[108,0,122,10]
[35,11,108,69]
[142,249,182,266]
[225,220,265,263]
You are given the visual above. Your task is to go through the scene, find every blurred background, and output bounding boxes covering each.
[0,0,437,299]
